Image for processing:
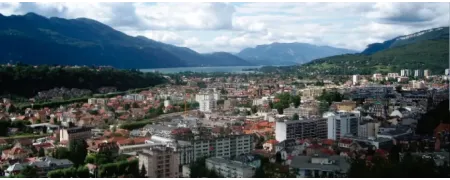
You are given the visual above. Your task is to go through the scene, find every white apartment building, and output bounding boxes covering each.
[199,99,216,112]
[372,73,383,81]
[424,69,431,77]
[124,94,145,101]
[206,157,255,178]
[445,69,449,75]
[386,73,399,79]
[138,146,180,178]
[275,118,327,142]
[324,112,359,140]
[352,75,359,85]
[400,69,411,77]
[414,69,423,77]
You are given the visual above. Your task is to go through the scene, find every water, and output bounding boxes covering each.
[141,66,263,74]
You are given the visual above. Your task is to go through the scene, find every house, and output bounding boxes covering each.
[233,154,261,168]
[87,140,119,157]
[2,146,30,161]
[4,157,73,177]
[289,154,350,178]
[263,139,278,152]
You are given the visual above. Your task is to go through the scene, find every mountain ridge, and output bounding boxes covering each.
[0,12,252,68]
[237,42,358,65]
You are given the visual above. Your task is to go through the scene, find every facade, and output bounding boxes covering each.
[401,69,411,77]
[424,69,431,77]
[59,126,92,143]
[275,118,327,142]
[205,157,256,178]
[124,94,145,101]
[352,75,359,85]
[325,112,359,140]
[290,155,350,178]
[414,69,424,77]
[386,73,399,79]
[199,99,216,112]
[283,106,302,118]
[138,146,180,178]
[358,121,380,138]
[334,100,357,112]
[445,69,449,75]
[88,98,108,105]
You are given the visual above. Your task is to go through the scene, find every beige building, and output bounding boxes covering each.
[138,146,180,178]
[59,126,92,143]
[301,87,325,100]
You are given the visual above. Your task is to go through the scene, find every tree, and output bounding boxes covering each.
[139,164,147,178]
[69,140,88,166]
[19,165,38,178]
[274,103,284,114]
[251,105,258,114]
[292,113,299,120]
[38,147,45,157]
[52,147,70,159]
[291,95,301,108]
[253,166,266,178]
[124,104,131,110]
[131,102,139,108]
[268,101,274,109]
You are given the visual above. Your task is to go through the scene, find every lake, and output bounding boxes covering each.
[141,66,263,74]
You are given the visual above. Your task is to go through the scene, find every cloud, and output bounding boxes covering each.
[0,2,448,53]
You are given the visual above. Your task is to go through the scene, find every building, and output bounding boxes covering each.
[124,94,145,101]
[372,73,383,81]
[275,118,327,142]
[138,146,180,178]
[386,73,399,79]
[358,120,380,138]
[301,88,325,100]
[397,77,409,83]
[445,69,449,75]
[325,112,359,140]
[333,100,357,112]
[4,157,73,177]
[199,99,216,112]
[88,98,108,105]
[352,75,359,85]
[59,126,92,143]
[424,69,431,77]
[401,69,411,77]
[414,69,423,77]
[205,157,256,178]
[283,105,302,118]
[289,154,350,178]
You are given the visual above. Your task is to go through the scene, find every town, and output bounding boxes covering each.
[0,66,449,178]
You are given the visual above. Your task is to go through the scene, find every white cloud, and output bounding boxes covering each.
[0,2,448,53]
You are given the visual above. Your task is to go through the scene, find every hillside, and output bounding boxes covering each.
[0,13,251,68]
[362,27,449,55]
[237,42,358,65]
[299,39,448,75]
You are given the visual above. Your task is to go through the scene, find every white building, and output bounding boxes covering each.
[414,69,423,77]
[164,100,171,108]
[206,157,255,178]
[324,112,359,140]
[352,75,359,85]
[358,121,380,139]
[199,99,216,112]
[386,73,399,79]
[424,69,431,77]
[124,94,145,101]
[445,69,449,75]
[372,73,383,81]
[275,118,327,142]
[400,69,411,77]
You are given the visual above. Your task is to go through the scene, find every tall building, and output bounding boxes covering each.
[414,69,424,77]
[59,126,92,143]
[358,120,380,138]
[199,99,216,112]
[400,69,411,77]
[445,69,449,75]
[275,118,327,142]
[172,135,253,165]
[325,112,359,140]
[352,75,359,85]
[138,145,180,178]
[424,69,431,77]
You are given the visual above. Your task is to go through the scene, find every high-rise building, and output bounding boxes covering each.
[352,75,359,85]
[400,69,411,77]
[275,118,327,142]
[325,112,359,140]
[424,69,431,77]
[414,69,424,77]
[358,121,380,138]
[445,69,449,75]
[138,146,180,178]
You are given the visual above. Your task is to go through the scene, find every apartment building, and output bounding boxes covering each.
[424,69,431,77]
[301,88,325,100]
[138,146,180,178]
[199,99,216,112]
[205,157,255,178]
[124,94,145,101]
[290,154,350,178]
[4,157,73,177]
[325,112,359,140]
[352,75,359,85]
[414,69,424,78]
[87,98,108,105]
[333,100,357,112]
[59,126,92,143]
[358,120,381,138]
[401,69,411,77]
[275,118,327,142]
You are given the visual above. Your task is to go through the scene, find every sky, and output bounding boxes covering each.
[0,2,448,53]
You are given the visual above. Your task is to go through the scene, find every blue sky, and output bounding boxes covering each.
[0,2,448,53]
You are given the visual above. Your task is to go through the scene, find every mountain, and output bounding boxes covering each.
[203,52,253,66]
[362,27,449,55]
[0,13,252,68]
[236,42,358,65]
[294,27,449,75]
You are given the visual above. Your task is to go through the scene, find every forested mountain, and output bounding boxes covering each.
[0,13,252,68]
[237,42,357,65]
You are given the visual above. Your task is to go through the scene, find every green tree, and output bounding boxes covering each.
[52,147,70,159]
[38,147,45,157]
[292,113,299,120]
[251,105,258,114]
[69,140,88,166]
[124,104,131,110]
[274,103,284,114]
[253,166,266,178]
[268,101,274,109]
[139,164,147,178]
[19,165,38,178]
[291,95,301,108]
